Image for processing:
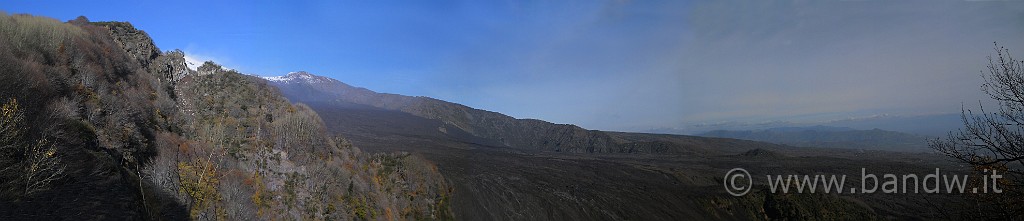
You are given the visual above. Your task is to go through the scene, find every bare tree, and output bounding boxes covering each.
[22,139,64,196]
[0,99,26,200]
[929,42,1024,218]
[0,99,65,199]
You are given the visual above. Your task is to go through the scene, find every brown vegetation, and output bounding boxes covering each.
[0,12,452,220]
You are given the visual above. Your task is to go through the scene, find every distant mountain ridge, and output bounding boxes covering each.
[648,114,963,137]
[262,71,780,154]
[698,126,930,152]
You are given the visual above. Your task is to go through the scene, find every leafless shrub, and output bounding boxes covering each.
[46,96,79,120]
[22,139,64,196]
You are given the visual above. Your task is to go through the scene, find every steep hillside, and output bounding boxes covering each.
[0,14,183,219]
[699,126,929,152]
[162,62,453,220]
[0,13,452,220]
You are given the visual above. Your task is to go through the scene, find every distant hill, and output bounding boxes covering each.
[698,126,930,152]
[649,114,963,137]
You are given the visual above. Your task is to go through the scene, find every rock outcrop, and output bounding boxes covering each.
[146,49,193,85]
[92,21,160,67]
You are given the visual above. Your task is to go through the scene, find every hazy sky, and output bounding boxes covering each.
[4,0,1023,131]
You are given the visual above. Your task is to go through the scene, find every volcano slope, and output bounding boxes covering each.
[267,72,976,220]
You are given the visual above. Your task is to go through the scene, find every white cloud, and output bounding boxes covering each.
[182,51,235,72]
[182,54,203,71]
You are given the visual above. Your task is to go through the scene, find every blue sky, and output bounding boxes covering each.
[3,0,1023,132]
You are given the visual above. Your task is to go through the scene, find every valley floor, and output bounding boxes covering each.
[335,123,968,220]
